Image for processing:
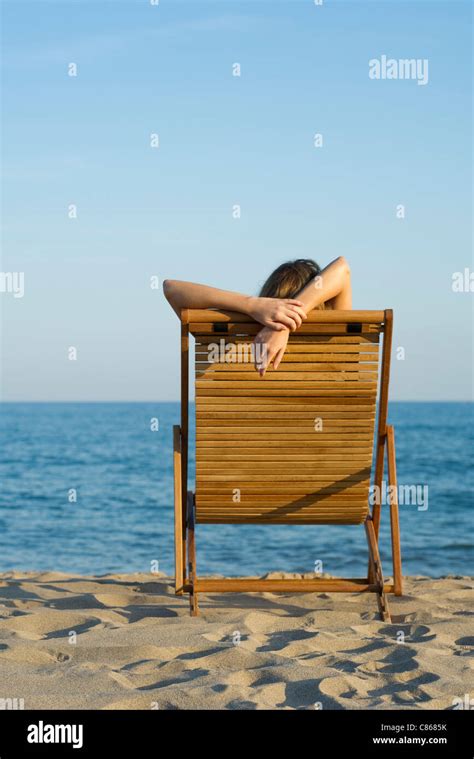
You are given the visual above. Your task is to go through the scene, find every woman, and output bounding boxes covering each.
[163,256,351,376]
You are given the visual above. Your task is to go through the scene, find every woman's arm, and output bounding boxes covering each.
[163,279,307,331]
[294,256,352,312]
[253,257,352,375]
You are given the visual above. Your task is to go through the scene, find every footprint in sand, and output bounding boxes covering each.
[360,646,420,675]
[319,644,442,709]
[455,636,474,646]
[340,639,392,657]
[453,636,474,657]
[256,629,319,654]
[120,648,182,670]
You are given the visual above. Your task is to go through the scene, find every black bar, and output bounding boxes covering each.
[0,709,471,757]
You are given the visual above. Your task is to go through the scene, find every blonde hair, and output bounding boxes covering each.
[259,259,325,308]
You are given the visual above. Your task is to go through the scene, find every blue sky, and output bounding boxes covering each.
[1,0,472,401]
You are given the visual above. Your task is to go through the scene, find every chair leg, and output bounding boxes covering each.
[187,492,199,617]
[367,433,387,586]
[365,518,391,622]
[387,425,403,596]
[173,426,184,595]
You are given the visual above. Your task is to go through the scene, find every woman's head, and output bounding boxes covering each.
[259,259,323,303]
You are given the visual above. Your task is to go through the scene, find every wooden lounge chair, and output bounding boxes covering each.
[173,309,402,621]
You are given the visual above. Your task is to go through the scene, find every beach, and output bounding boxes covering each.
[0,571,472,711]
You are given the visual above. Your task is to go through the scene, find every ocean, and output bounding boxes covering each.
[0,402,472,578]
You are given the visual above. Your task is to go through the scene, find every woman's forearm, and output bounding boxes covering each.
[163,279,307,331]
[295,256,352,312]
[163,279,252,318]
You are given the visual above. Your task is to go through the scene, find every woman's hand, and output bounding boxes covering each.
[247,296,306,331]
[253,327,290,377]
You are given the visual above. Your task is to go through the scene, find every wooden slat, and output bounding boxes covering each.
[197,510,367,517]
[196,437,374,446]
[194,578,380,592]
[194,502,368,514]
[196,474,370,483]
[197,492,368,500]
[195,504,369,511]
[197,462,371,471]
[197,509,368,516]
[196,411,375,419]
[196,376,378,385]
[197,484,368,493]
[194,502,368,508]
[197,352,379,361]
[195,503,369,510]
[197,513,368,519]
[196,452,372,464]
[197,520,367,525]
[196,344,379,354]
[196,434,374,445]
[196,364,377,374]
[196,504,369,511]
[196,407,375,414]
[197,437,373,443]
[196,405,377,412]
[197,503,367,510]
[196,472,370,478]
[196,440,373,448]
[197,419,374,426]
[195,398,376,406]
[191,323,382,336]
[187,309,385,323]
[197,491,368,500]
[196,336,380,346]
[197,363,379,373]
[197,432,373,439]
[196,353,378,372]
[195,411,376,418]
[197,507,368,514]
[197,392,376,399]
[196,374,379,385]
[198,509,367,524]
[196,502,369,512]
[197,453,372,461]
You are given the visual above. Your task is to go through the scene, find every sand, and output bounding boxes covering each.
[0,572,472,710]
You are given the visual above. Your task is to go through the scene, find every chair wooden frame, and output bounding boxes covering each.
[173,309,402,620]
